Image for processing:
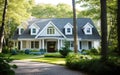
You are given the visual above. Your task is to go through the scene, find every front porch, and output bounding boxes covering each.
[14,38,64,52]
[13,39,100,52]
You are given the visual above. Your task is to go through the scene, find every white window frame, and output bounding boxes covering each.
[47,26,55,34]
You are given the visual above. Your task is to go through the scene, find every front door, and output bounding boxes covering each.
[47,42,56,52]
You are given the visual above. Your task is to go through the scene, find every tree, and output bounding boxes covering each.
[100,0,108,61]
[0,0,8,53]
[0,0,34,52]
[31,3,80,18]
[117,0,120,55]
[72,0,78,53]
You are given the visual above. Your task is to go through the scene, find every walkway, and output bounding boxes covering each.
[12,60,87,75]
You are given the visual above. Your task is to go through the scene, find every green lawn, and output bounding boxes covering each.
[32,57,65,65]
[10,54,40,60]
[10,54,65,65]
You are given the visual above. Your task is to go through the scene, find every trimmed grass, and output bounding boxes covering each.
[9,53,65,65]
[10,54,40,60]
[32,57,65,65]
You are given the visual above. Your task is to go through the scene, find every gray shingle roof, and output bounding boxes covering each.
[12,18,100,40]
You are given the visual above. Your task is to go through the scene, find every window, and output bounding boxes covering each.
[20,28,24,34]
[32,28,36,33]
[67,28,71,33]
[88,41,92,49]
[86,28,90,33]
[79,41,82,49]
[31,41,39,48]
[47,26,55,34]
[22,41,26,48]
[70,41,74,47]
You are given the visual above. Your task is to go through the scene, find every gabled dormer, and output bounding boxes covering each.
[29,24,40,35]
[83,22,93,35]
[17,26,24,35]
[64,23,73,35]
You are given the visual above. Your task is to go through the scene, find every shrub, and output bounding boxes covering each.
[24,49,30,54]
[11,50,17,55]
[59,41,71,57]
[66,54,120,75]
[0,53,17,75]
[2,46,10,54]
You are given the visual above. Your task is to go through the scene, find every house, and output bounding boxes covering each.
[12,18,100,52]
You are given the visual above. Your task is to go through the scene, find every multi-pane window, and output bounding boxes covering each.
[32,28,36,33]
[67,28,71,33]
[31,41,39,48]
[47,26,55,34]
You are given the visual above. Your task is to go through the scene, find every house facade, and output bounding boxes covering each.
[12,18,100,52]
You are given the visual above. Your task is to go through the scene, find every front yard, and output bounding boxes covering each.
[10,53,65,65]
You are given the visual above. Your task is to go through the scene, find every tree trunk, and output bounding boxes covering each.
[72,0,78,53]
[117,0,120,55]
[0,0,8,53]
[100,0,108,61]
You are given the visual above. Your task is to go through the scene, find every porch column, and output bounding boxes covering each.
[58,39,60,50]
[42,39,44,49]
[20,41,22,50]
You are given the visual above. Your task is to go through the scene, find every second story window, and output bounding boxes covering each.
[67,28,71,33]
[47,26,55,34]
[86,28,90,33]
[32,28,36,33]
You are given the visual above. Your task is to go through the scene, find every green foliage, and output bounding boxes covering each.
[44,53,63,58]
[59,41,71,57]
[24,49,30,54]
[2,46,10,54]
[81,48,100,55]
[66,54,120,75]
[31,3,80,18]
[0,53,17,75]
[11,49,17,55]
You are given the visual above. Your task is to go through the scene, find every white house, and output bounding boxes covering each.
[12,18,100,52]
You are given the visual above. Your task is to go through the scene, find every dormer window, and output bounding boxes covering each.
[47,26,55,34]
[18,28,24,35]
[31,28,37,35]
[32,28,36,33]
[83,22,93,35]
[21,28,24,33]
[86,28,90,33]
[67,28,71,33]
[65,28,72,35]
[64,23,73,35]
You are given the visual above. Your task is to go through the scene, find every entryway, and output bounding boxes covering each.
[47,41,56,52]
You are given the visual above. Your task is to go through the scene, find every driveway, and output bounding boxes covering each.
[12,60,87,75]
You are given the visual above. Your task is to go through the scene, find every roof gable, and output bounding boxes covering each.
[35,21,66,38]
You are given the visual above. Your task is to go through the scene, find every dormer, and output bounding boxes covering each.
[83,22,93,35]
[17,26,24,35]
[29,24,40,35]
[64,23,73,35]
